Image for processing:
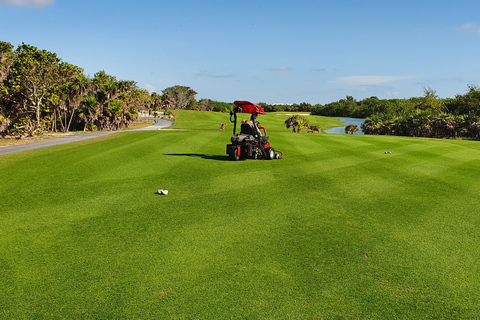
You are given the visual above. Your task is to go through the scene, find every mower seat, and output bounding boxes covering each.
[241,122,256,135]
[231,134,255,143]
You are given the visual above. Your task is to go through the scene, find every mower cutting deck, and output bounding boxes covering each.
[226,101,283,161]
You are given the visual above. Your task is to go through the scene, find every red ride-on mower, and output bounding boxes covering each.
[226,100,283,161]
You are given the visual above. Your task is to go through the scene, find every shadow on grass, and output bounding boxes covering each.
[164,153,230,161]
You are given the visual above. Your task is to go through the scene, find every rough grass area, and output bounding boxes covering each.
[123,118,155,130]
[1,112,480,319]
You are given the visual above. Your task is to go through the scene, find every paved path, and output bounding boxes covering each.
[0,118,174,156]
[130,118,174,131]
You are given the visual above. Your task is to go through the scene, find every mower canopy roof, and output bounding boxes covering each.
[233,101,266,115]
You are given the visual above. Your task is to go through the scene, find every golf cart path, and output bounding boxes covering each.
[0,118,173,156]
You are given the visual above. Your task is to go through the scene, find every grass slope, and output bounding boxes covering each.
[1,112,480,319]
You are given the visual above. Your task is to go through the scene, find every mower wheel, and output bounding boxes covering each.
[229,147,240,161]
[265,147,275,160]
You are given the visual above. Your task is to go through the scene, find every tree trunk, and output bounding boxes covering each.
[66,108,76,132]
[52,109,56,132]
[35,102,41,130]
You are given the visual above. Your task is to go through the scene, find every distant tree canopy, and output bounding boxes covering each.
[0,42,152,136]
[0,41,233,137]
[360,85,480,138]
[162,85,197,110]
[258,85,480,138]
[196,99,232,112]
[0,41,14,82]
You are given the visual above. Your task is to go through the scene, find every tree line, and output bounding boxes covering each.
[259,86,480,120]
[2,41,479,139]
[0,41,231,137]
[258,86,480,138]
[360,86,480,138]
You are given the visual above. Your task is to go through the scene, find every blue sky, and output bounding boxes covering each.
[1,0,480,104]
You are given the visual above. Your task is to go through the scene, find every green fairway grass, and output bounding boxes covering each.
[170,110,342,133]
[1,112,480,319]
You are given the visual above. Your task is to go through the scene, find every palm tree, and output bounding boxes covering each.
[78,95,98,131]
[92,71,121,130]
[284,115,299,132]
[344,124,359,134]
[108,98,124,130]
[161,93,174,111]
[64,73,90,132]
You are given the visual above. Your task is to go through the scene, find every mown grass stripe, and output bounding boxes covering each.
[2,112,480,318]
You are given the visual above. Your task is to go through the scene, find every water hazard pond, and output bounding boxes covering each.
[325,117,365,135]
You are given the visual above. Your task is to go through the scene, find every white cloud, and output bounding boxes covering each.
[461,23,480,35]
[144,84,155,93]
[331,75,418,86]
[386,90,401,98]
[269,66,293,71]
[0,0,53,6]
